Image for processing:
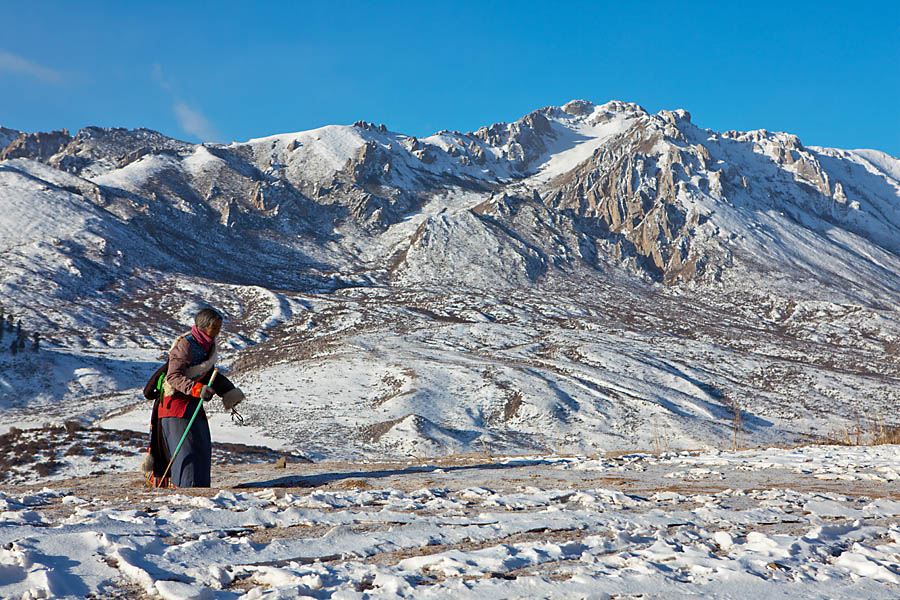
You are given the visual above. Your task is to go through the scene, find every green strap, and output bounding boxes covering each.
[158,369,217,486]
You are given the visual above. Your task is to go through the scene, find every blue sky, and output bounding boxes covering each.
[2,1,898,156]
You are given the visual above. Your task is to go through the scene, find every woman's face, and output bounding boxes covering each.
[202,318,223,339]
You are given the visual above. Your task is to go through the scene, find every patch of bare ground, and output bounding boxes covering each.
[386,221,428,274]
[231,333,343,372]
[0,421,308,485]
[246,524,323,544]
[369,372,417,407]
[359,415,408,443]
[86,579,156,600]
[331,478,373,490]
[611,475,900,500]
[7,446,899,517]
[223,576,259,595]
[235,526,605,574]
[0,422,146,483]
[884,339,900,357]
[405,305,476,324]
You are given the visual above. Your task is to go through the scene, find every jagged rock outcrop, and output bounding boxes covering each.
[0,129,72,162]
[544,115,702,283]
[347,140,393,186]
[50,127,193,174]
[0,126,20,148]
[0,126,194,176]
[472,109,556,172]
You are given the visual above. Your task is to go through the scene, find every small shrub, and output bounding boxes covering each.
[34,461,59,477]
[97,430,121,442]
[65,443,86,456]
[19,437,51,454]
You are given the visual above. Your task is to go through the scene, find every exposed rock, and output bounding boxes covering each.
[473,122,507,147]
[3,99,895,294]
[44,127,193,175]
[403,136,419,152]
[347,140,391,186]
[413,145,438,164]
[562,100,595,116]
[0,129,72,162]
[467,141,486,165]
[545,120,699,283]
[114,146,181,169]
[0,126,21,148]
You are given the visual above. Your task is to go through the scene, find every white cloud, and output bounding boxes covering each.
[173,101,219,142]
[0,50,63,83]
[154,64,220,142]
[151,63,172,90]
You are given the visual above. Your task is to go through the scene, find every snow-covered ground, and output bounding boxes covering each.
[1,446,898,599]
[1,277,897,461]
[2,99,900,597]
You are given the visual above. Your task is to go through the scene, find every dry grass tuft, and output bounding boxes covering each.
[872,426,900,445]
[821,415,900,446]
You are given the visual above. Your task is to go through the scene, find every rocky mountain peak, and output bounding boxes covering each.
[561,99,595,116]
[535,101,900,290]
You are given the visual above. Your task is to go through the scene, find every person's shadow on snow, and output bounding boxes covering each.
[236,458,551,489]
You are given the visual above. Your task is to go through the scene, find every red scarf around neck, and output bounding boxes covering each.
[190,325,214,352]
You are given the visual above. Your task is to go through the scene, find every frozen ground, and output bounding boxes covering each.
[0,445,898,599]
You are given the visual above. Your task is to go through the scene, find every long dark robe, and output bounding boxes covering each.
[142,363,235,483]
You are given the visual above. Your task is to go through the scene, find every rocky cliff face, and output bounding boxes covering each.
[541,110,702,283]
[0,129,72,163]
[507,104,900,289]
[471,108,555,173]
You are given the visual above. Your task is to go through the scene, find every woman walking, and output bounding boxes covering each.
[156,308,244,487]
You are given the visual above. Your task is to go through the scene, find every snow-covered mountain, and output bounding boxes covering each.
[1,100,899,458]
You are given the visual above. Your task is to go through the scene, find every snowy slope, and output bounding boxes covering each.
[1,99,899,459]
[0,159,131,324]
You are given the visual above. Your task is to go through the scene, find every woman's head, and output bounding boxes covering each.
[195,308,223,338]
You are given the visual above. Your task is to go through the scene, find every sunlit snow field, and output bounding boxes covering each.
[1,447,899,599]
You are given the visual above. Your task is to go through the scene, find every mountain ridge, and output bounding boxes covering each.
[1,99,899,457]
